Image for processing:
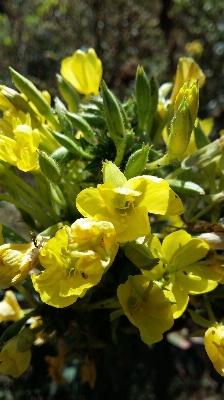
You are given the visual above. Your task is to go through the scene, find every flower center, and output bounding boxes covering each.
[111,188,141,217]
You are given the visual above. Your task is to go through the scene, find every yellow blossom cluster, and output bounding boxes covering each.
[0,48,223,384]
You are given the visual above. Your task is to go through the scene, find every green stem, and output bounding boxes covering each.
[15,283,39,308]
[184,197,200,221]
[188,192,223,222]
[114,137,126,167]
[204,294,216,323]
[145,153,175,171]
[165,167,184,180]
[51,183,67,210]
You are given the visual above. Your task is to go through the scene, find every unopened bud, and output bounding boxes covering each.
[100,80,126,140]
[100,81,126,165]
[10,68,60,130]
[135,66,151,130]
[124,144,150,179]
[167,96,193,157]
[38,150,62,183]
[174,81,199,124]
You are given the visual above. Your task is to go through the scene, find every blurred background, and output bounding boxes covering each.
[1,0,224,131]
[1,1,224,399]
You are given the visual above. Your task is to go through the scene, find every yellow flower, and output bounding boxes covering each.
[170,57,205,104]
[204,325,224,376]
[32,218,119,308]
[0,114,40,171]
[0,290,24,322]
[143,230,220,318]
[117,275,174,345]
[76,161,184,243]
[0,241,36,289]
[0,328,34,378]
[61,48,102,95]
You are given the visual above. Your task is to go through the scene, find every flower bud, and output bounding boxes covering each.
[146,75,159,135]
[174,81,199,124]
[167,96,193,157]
[100,80,126,165]
[101,80,126,140]
[124,144,150,179]
[135,66,151,130]
[38,150,62,184]
[10,68,60,130]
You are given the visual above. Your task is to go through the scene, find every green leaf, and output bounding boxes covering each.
[187,309,212,328]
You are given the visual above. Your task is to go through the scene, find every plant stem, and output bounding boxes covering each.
[204,294,216,323]
[145,153,174,171]
[15,283,39,308]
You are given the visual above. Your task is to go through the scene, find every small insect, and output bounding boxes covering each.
[81,272,88,279]
[30,231,38,248]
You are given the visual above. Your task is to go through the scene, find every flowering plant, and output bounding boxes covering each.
[0,50,224,385]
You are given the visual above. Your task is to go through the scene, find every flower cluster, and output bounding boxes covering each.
[0,49,223,384]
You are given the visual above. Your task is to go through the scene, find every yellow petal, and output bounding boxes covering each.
[61,48,102,95]
[0,290,24,322]
[125,176,184,215]
[204,325,224,376]
[117,275,174,345]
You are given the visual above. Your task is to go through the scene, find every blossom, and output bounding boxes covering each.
[204,325,224,376]
[76,161,184,243]
[0,290,24,322]
[61,48,102,95]
[117,275,174,345]
[0,241,36,289]
[143,230,220,318]
[0,328,34,378]
[0,114,40,171]
[32,218,119,308]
